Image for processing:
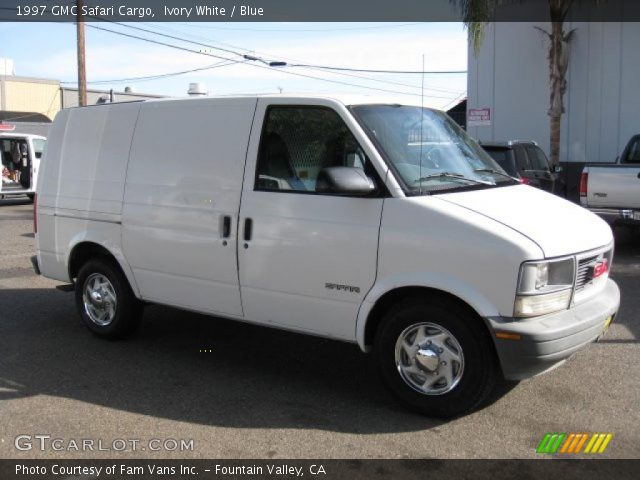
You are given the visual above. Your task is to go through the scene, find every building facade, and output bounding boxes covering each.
[0,75,61,121]
[0,74,163,124]
[467,22,640,164]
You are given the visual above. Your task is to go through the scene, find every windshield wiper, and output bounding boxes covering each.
[473,168,516,181]
[414,172,493,185]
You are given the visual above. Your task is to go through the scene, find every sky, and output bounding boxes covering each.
[1,22,468,109]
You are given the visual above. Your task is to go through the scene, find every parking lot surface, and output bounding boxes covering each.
[0,198,638,459]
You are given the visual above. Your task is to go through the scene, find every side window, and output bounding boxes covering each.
[526,146,550,171]
[513,146,531,172]
[255,106,370,193]
[32,139,46,159]
[622,138,640,164]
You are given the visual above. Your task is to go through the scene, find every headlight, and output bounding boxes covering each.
[514,258,575,317]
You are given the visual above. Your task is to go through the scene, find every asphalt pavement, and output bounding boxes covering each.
[0,197,638,459]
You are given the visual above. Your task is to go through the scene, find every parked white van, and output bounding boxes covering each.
[34,96,620,417]
[1,132,45,200]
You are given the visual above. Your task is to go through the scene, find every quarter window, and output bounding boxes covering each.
[513,146,531,172]
[255,106,370,193]
[623,137,640,163]
[33,138,46,159]
[526,146,549,171]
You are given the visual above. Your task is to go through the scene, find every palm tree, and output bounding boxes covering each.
[455,0,579,166]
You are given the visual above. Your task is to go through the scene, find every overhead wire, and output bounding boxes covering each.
[171,22,427,33]
[62,60,237,85]
[138,22,464,95]
[83,23,458,99]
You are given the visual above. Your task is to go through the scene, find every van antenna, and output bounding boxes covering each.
[419,54,425,192]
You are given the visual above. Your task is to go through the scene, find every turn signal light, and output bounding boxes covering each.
[495,332,522,341]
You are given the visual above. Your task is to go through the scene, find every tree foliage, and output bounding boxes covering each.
[451,0,590,164]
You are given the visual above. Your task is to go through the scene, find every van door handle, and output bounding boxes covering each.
[222,215,231,238]
[219,215,232,246]
[243,218,253,247]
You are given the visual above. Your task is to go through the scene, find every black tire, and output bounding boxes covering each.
[75,258,143,339]
[374,296,499,418]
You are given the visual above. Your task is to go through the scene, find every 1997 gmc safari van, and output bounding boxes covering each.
[34,95,620,417]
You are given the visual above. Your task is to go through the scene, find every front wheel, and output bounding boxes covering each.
[75,258,143,339]
[374,297,499,418]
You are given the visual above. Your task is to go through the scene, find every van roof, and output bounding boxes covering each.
[66,93,435,110]
[0,132,46,140]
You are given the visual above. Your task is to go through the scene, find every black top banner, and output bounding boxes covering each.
[1,0,640,22]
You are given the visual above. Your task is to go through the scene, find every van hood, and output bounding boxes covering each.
[436,185,612,258]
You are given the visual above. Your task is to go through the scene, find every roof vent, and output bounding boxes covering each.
[188,82,208,96]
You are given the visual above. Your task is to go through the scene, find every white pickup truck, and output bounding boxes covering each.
[581,134,640,226]
[0,132,46,201]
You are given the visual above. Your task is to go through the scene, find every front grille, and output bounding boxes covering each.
[575,255,598,290]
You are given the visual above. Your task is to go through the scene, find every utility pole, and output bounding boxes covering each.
[76,0,87,106]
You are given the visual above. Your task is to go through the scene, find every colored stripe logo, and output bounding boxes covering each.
[536,433,613,454]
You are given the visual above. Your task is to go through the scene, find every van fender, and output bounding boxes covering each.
[66,229,141,298]
[356,272,501,351]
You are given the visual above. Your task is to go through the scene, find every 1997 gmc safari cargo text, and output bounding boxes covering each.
[32,95,620,418]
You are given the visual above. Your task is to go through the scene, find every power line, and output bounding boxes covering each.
[85,24,243,64]
[172,22,426,33]
[61,60,237,85]
[108,21,242,57]
[140,22,464,95]
[106,21,467,76]
[441,92,467,111]
[287,64,467,75]
[85,24,457,99]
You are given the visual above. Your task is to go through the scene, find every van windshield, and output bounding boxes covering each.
[350,105,518,194]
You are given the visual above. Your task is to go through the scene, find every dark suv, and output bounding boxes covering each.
[481,140,561,194]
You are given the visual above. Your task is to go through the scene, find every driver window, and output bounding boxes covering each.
[255,106,369,193]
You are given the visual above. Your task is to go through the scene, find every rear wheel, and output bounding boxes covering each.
[75,258,143,339]
[374,296,499,418]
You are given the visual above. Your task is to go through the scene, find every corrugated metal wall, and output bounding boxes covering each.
[467,22,640,163]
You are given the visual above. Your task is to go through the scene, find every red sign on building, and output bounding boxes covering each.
[468,108,491,126]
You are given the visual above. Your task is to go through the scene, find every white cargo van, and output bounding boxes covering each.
[34,96,619,417]
[1,133,45,200]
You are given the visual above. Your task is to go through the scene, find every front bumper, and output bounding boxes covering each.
[588,207,640,226]
[487,279,620,380]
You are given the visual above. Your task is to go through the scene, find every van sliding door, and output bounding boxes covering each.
[122,98,258,317]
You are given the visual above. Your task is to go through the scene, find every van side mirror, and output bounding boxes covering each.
[315,166,375,196]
